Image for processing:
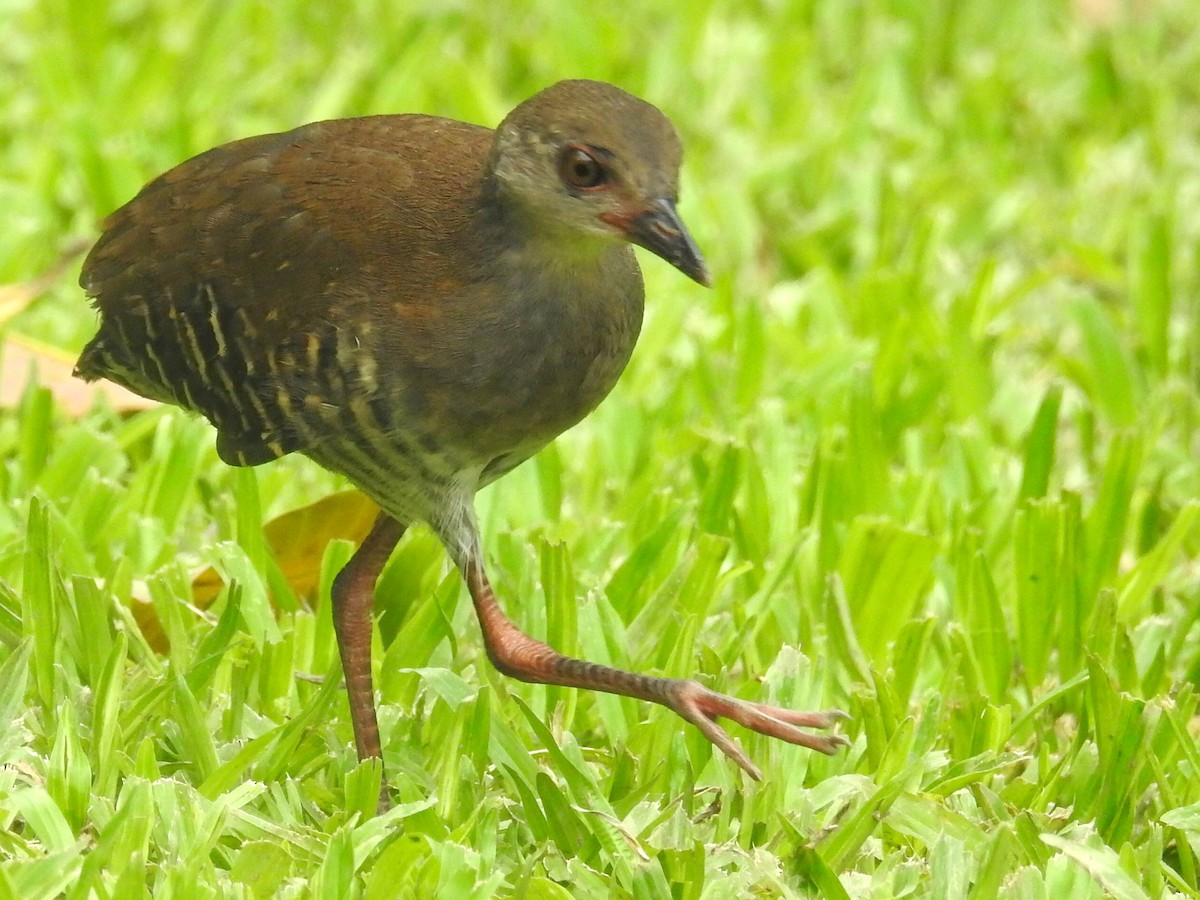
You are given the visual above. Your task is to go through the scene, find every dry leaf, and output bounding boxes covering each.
[0,238,89,326]
[1073,0,1118,25]
[190,489,379,610]
[129,591,172,655]
[1,239,155,414]
[130,490,381,653]
[190,564,227,612]
[0,334,155,414]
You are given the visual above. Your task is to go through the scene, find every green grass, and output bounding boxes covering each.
[4,0,1200,896]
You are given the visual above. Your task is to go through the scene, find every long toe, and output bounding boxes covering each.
[666,680,850,778]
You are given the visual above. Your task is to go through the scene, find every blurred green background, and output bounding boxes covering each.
[3,0,1200,897]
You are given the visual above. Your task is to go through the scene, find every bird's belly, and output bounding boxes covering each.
[295,334,627,525]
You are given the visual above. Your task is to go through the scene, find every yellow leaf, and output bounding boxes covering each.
[191,489,381,611]
[131,491,382,653]
[1,334,155,414]
[0,238,88,326]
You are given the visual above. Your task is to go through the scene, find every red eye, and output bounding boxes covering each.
[558,146,606,189]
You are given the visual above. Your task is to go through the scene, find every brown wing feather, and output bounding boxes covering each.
[77,115,493,465]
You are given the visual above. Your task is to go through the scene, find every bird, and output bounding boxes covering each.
[75,79,846,807]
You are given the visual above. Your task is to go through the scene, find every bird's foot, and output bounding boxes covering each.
[664,680,849,780]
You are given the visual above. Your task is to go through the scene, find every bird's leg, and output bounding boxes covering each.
[331,512,406,811]
[462,559,848,780]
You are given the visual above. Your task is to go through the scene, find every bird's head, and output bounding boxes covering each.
[489,79,711,287]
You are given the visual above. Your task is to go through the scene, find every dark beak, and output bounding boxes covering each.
[625,199,712,287]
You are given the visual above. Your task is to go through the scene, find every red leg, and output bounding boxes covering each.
[464,561,847,780]
[331,513,405,810]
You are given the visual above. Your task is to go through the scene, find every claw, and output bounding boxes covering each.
[665,680,850,779]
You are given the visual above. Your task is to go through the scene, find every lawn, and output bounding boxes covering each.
[3,0,1200,897]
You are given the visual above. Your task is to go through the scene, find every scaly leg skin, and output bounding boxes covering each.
[331,513,406,813]
[463,560,848,780]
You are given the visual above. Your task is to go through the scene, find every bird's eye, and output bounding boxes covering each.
[558,146,606,190]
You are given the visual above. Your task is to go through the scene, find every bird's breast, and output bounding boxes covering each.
[427,248,645,463]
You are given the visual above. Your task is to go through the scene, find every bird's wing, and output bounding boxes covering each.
[77,115,493,466]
